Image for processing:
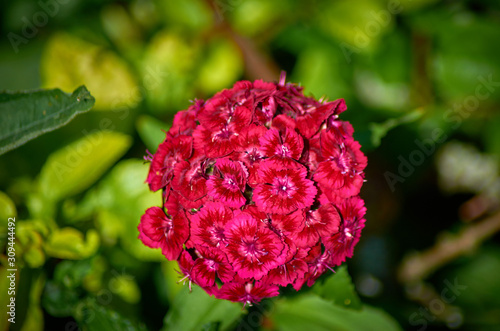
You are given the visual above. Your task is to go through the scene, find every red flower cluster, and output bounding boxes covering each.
[139,73,367,305]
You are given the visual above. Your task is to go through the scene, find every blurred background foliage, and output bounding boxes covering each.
[1,0,500,330]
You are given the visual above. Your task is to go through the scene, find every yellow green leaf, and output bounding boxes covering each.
[0,191,16,220]
[38,131,132,202]
[197,38,243,95]
[41,33,139,111]
[17,220,49,268]
[44,228,100,260]
[140,30,199,113]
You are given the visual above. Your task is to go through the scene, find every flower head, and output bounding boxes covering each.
[138,73,367,305]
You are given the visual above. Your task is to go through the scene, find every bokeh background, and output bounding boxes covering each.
[1,0,500,330]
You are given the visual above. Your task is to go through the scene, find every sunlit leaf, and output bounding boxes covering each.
[38,131,132,202]
[141,30,199,114]
[20,271,46,331]
[158,0,212,33]
[229,0,291,36]
[41,33,139,111]
[17,220,49,268]
[101,4,142,53]
[163,285,242,331]
[44,228,100,260]
[269,294,402,331]
[136,115,169,152]
[0,191,16,220]
[161,260,184,304]
[292,47,350,101]
[0,267,12,331]
[0,86,94,155]
[82,257,107,293]
[313,266,362,310]
[89,159,163,261]
[317,0,391,52]
[109,273,141,304]
[197,38,243,95]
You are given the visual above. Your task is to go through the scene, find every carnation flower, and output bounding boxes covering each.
[139,72,367,305]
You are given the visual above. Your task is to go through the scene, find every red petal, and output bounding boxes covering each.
[160,210,189,260]
[146,135,193,191]
[224,213,286,280]
[190,202,234,248]
[259,128,304,161]
[172,160,207,201]
[253,164,317,214]
[193,125,240,158]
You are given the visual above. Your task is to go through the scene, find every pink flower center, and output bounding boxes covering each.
[259,98,275,121]
[209,226,226,247]
[213,126,234,141]
[344,227,353,238]
[271,176,297,198]
[186,163,206,187]
[276,144,291,158]
[159,218,173,236]
[340,217,362,243]
[333,146,354,175]
[311,252,334,276]
[222,175,240,191]
[240,238,268,262]
[245,148,263,164]
[305,210,323,227]
[206,259,218,270]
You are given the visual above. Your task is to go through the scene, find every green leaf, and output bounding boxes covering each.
[75,298,148,331]
[197,38,244,95]
[158,0,213,33]
[163,285,242,331]
[369,108,424,148]
[292,47,350,101]
[87,159,163,261]
[44,228,100,260]
[0,268,12,331]
[484,110,500,156]
[108,273,141,304]
[41,33,139,111]
[54,259,92,289]
[20,271,46,331]
[229,0,291,37]
[270,294,402,331]
[317,0,391,51]
[161,260,184,304]
[0,85,94,155]
[0,191,16,220]
[313,266,362,310]
[141,30,200,114]
[17,220,49,268]
[136,115,169,152]
[38,131,132,202]
[42,280,80,317]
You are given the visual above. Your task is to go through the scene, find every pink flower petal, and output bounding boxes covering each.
[253,163,317,214]
[190,202,234,248]
[224,213,286,280]
[206,158,247,208]
[146,135,193,192]
[138,207,189,261]
[216,281,280,305]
